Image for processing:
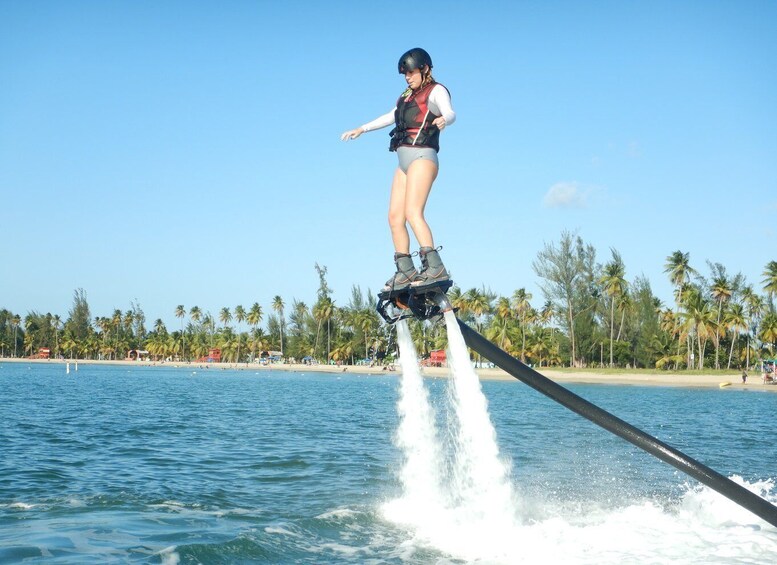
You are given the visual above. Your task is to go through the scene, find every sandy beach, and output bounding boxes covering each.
[2,356,772,391]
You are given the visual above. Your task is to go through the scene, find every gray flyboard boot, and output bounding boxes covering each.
[383,252,419,292]
[411,246,449,288]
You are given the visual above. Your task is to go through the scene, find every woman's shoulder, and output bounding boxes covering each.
[430,82,451,96]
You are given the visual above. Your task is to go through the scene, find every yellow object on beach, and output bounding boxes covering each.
[719,382,731,388]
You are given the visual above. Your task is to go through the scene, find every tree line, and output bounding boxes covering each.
[2,233,776,370]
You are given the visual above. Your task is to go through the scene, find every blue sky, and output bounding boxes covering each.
[1,1,775,328]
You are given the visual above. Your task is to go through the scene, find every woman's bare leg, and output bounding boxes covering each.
[388,168,410,253]
[404,159,438,248]
[383,168,420,290]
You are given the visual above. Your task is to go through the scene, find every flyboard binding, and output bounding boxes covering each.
[376,279,455,324]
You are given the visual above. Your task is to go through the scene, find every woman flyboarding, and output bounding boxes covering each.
[341,47,456,292]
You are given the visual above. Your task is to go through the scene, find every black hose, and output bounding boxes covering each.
[457,318,777,529]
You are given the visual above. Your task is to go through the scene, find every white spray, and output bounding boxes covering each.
[442,309,517,526]
[383,313,520,559]
[383,319,446,523]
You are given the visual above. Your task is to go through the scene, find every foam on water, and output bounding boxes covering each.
[7,502,35,511]
[380,313,777,564]
[157,546,180,565]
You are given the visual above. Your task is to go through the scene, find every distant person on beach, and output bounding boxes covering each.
[341,47,456,291]
[742,370,747,384]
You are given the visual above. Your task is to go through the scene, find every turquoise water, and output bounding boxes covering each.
[2,362,777,563]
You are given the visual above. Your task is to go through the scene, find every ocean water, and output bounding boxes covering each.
[2,358,777,564]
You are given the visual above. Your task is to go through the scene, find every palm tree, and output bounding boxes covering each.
[236,332,249,363]
[724,303,747,369]
[742,286,765,369]
[409,317,432,358]
[763,260,777,309]
[709,267,733,369]
[123,310,134,334]
[657,307,681,368]
[234,305,246,329]
[61,336,77,359]
[123,310,135,353]
[312,302,324,359]
[665,251,696,300]
[599,250,627,367]
[527,328,544,366]
[247,303,263,359]
[679,287,716,369]
[665,250,696,367]
[355,309,377,360]
[330,342,354,364]
[145,332,164,360]
[247,327,266,360]
[111,309,122,360]
[169,331,183,360]
[52,314,62,357]
[449,286,468,320]
[465,287,492,330]
[760,312,777,355]
[312,297,335,360]
[11,314,20,357]
[219,307,232,329]
[272,296,285,356]
[614,291,632,343]
[511,288,533,362]
[83,335,96,359]
[290,300,309,337]
[465,287,492,366]
[490,296,513,350]
[23,315,36,357]
[222,328,248,364]
[187,329,208,361]
[247,303,263,328]
[175,305,186,360]
[200,313,214,347]
[539,300,554,328]
[96,316,110,359]
[189,306,201,325]
[323,299,335,361]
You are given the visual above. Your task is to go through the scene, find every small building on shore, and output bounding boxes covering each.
[196,348,222,363]
[127,349,151,361]
[259,350,283,362]
[422,349,446,367]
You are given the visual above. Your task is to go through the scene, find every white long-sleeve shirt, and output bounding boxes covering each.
[360,84,456,132]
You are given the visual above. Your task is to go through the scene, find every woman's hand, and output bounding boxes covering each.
[432,117,446,131]
[340,127,364,141]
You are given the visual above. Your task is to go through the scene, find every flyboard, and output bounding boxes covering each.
[376,278,777,529]
[376,279,454,324]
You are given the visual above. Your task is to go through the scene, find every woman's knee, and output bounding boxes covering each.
[388,209,406,229]
[405,210,427,230]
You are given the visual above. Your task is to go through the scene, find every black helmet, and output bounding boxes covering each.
[398,48,433,74]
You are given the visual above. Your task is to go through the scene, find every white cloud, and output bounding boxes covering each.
[543,181,588,209]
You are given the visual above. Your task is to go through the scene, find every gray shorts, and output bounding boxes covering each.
[397,146,439,174]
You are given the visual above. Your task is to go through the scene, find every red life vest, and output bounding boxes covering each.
[389,82,448,153]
